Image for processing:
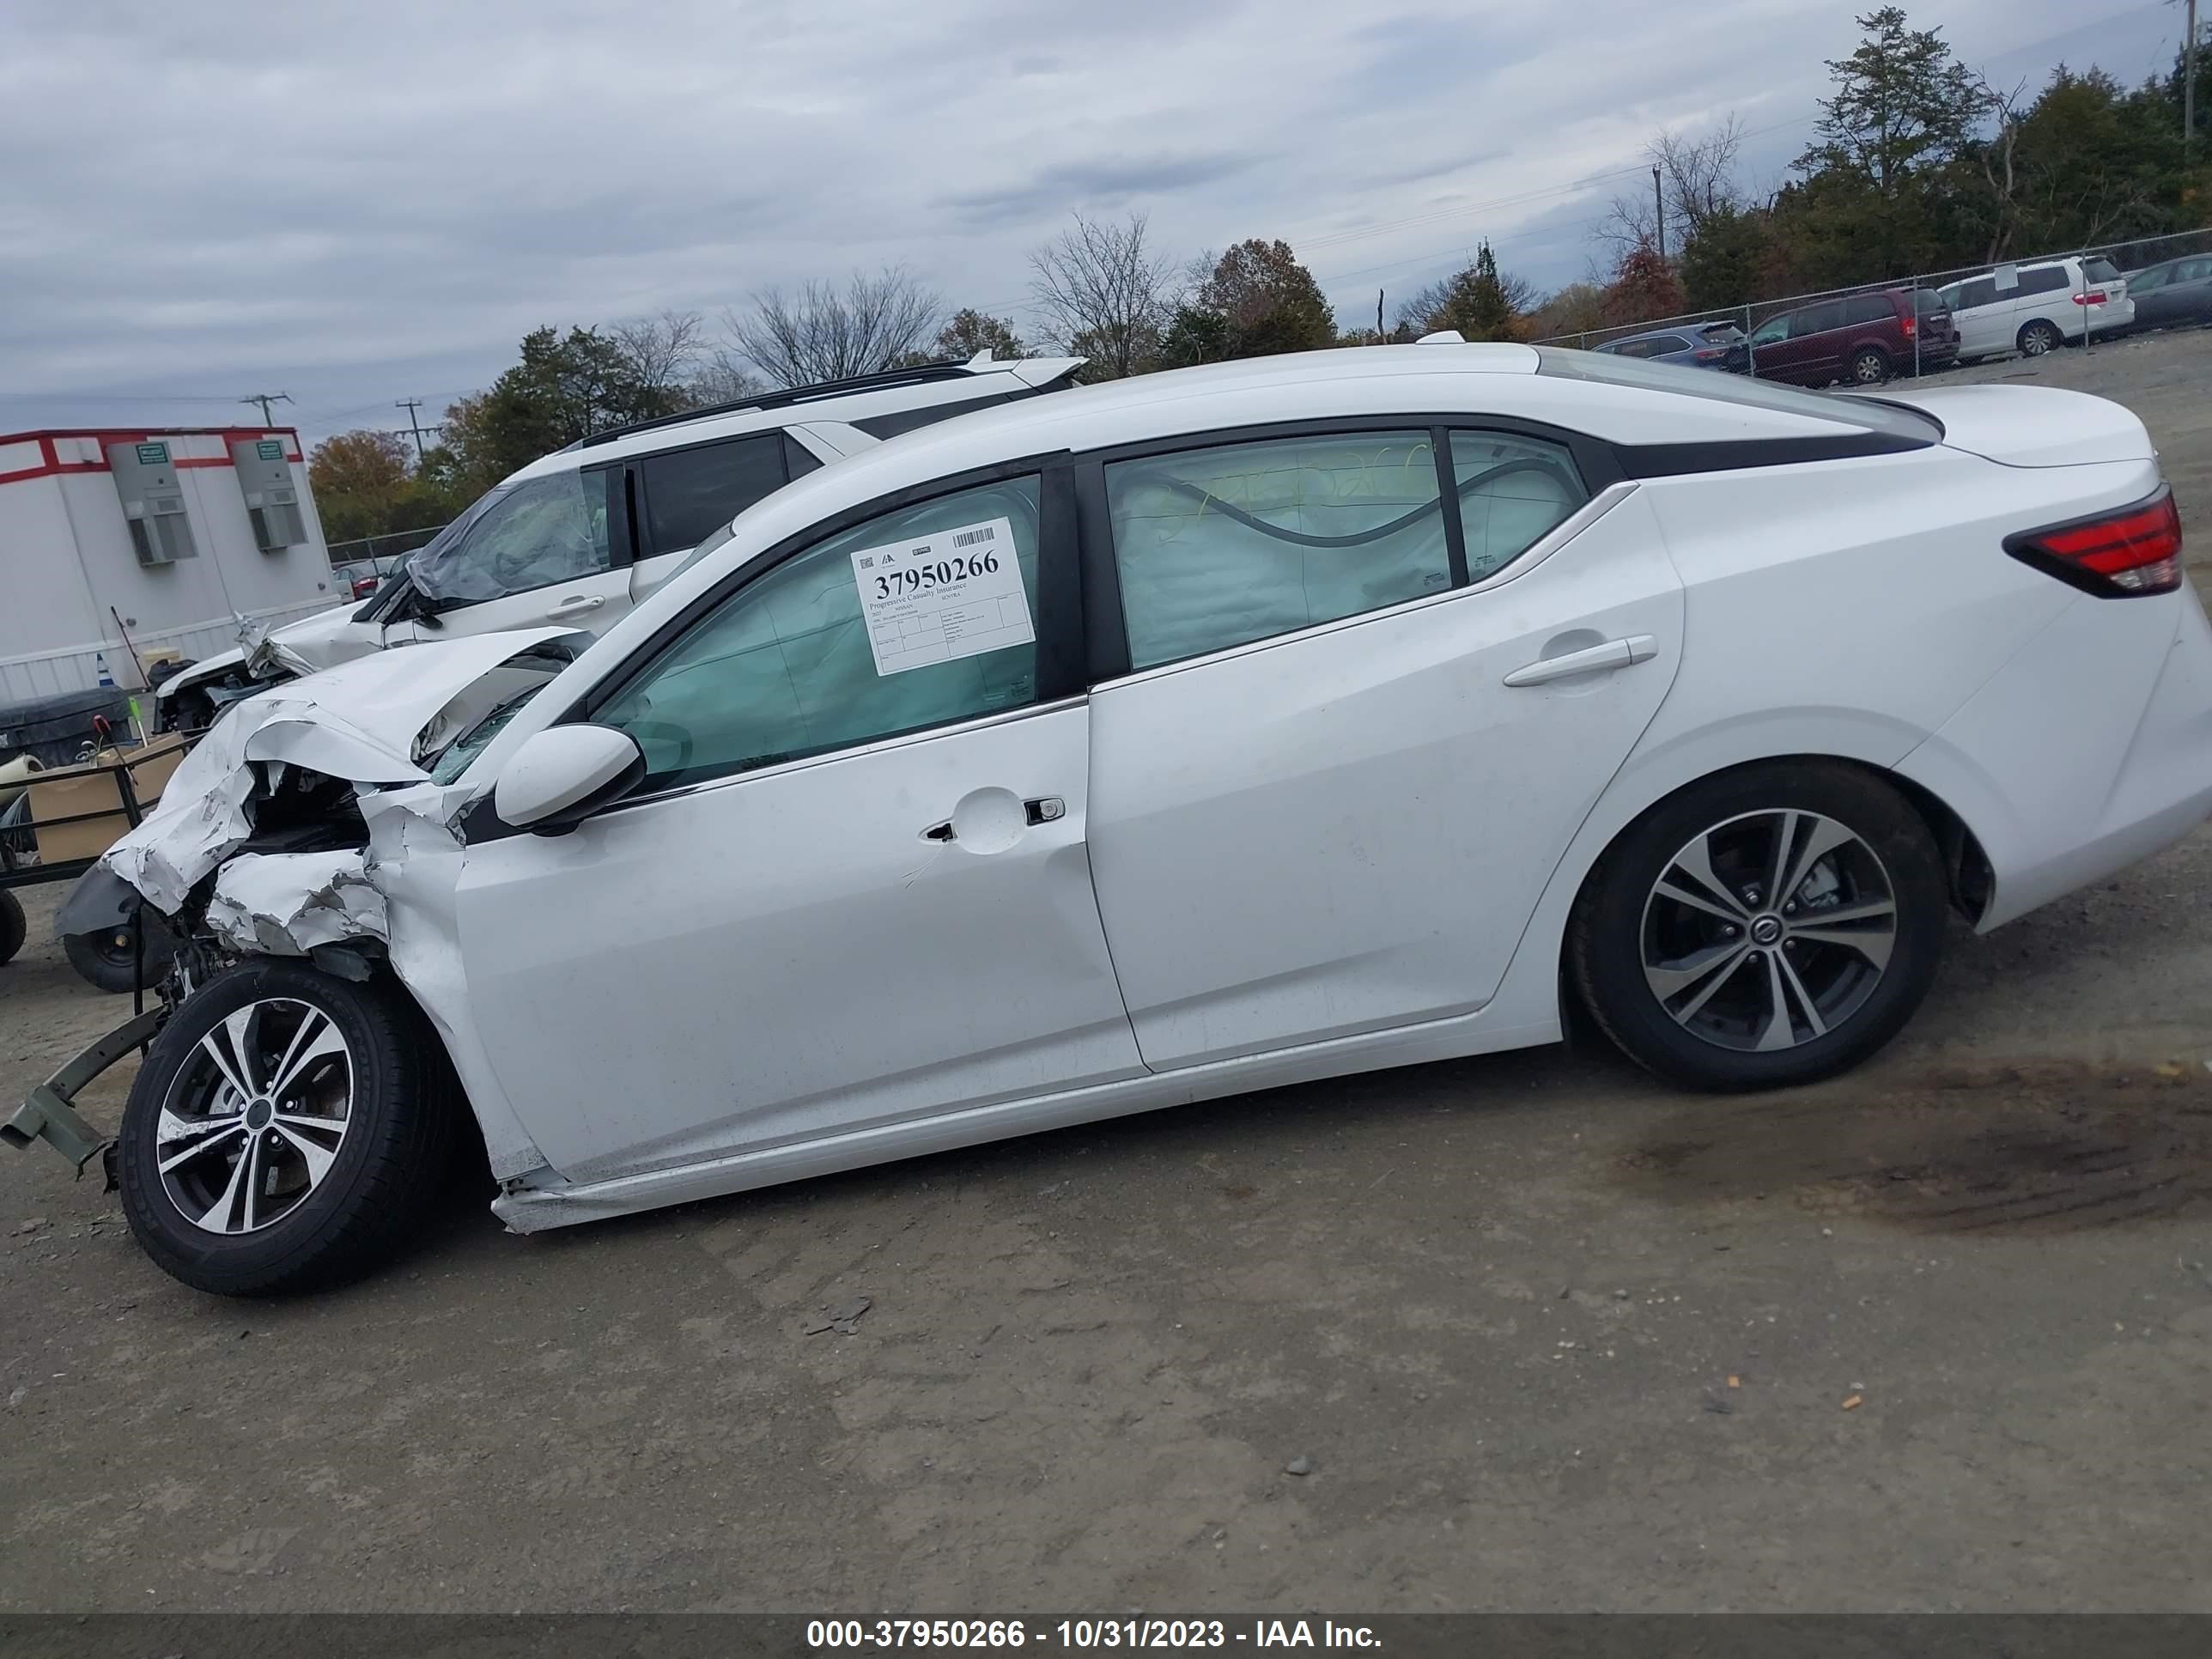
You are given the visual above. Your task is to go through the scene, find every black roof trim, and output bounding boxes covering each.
[1613,429,1932,477]
[558,361,984,452]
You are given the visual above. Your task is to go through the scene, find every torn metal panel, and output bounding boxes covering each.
[103,629,583,915]
[205,850,389,957]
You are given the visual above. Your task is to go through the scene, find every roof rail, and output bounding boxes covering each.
[559,359,982,452]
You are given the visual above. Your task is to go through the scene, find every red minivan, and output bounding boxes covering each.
[1747,288,1960,386]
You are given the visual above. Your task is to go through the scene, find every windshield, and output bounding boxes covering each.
[426,683,551,784]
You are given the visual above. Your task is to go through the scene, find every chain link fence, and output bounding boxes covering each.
[1537,225,2212,379]
[323,522,448,577]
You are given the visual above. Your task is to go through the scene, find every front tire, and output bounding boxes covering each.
[1569,762,1947,1091]
[118,960,461,1296]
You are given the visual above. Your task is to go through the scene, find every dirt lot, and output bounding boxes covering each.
[5,329,2212,1616]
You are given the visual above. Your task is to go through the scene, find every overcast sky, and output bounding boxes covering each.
[0,0,2188,451]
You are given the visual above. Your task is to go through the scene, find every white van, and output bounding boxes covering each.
[1939,256,2134,362]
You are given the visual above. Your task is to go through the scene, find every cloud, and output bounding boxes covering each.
[0,0,2182,451]
[939,151,1271,224]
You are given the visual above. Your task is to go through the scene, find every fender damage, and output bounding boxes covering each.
[4,628,584,1182]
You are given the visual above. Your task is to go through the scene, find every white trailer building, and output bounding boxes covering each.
[0,425,341,700]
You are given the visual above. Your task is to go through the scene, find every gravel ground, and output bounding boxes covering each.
[4,329,2212,1615]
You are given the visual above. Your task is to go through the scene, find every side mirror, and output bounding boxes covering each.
[495,725,646,835]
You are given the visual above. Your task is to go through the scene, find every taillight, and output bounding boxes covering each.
[2004,489,2184,597]
[1693,348,1725,361]
[2073,291,2106,306]
[1902,316,1916,337]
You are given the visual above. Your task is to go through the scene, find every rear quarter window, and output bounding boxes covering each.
[2017,266,2070,296]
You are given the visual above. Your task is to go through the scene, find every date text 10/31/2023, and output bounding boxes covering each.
[805,1620,1383,1649]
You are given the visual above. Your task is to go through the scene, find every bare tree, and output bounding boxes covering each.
[1601,115,1749,256]
[724,267,944,388]
[689,345,767,405]
[1028,211,1178,378]
[1975,74,2031,263]
[609,307,705,400]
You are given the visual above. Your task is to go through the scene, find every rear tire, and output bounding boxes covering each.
[118,960,463,1296]
[1569,762,1947,1092]
[2018,319,2062,356]
[64,913,178,994]
[1849,347,1891,385]
[0,890,24,967]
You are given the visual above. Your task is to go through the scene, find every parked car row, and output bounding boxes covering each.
[1595,247,2206,392]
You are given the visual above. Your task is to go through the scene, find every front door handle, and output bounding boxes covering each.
[1504,635,1656,688]
[546,593,606,620]
[921,797,1065,844]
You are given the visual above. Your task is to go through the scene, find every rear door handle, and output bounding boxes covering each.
[546,593,606,620]
[1504,635,1656,688]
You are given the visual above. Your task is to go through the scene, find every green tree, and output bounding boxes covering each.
[1193,239,1337,357]
[1678,204,1774,311]
[1433,242,1520,341]
[933,308,1030,360]
[434,325,682,496]
[1155,304,1235,367]
[1786,7,1991,282]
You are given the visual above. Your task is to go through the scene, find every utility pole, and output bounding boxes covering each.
[1653,165,1667,261]
[396,398,431,462]
[2188,0,2200,156]
[240,391,292,427]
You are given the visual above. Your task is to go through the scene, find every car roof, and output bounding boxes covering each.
[500,353,1085,484]
[665,342,1872,567]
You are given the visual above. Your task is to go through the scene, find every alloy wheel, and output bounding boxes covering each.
[1639,809,1898,1054]
[155,998,355,1235]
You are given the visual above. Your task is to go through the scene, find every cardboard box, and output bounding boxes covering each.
[26,734,191,864]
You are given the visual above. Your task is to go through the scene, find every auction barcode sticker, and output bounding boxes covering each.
[848,517,1034,677]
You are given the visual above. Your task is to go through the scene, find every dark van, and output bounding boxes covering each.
[1747,288,1960,386]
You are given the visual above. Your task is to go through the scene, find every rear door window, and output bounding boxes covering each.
[637,434,789,557]
[1792,301,1847,337]
[1104,430,1454,670]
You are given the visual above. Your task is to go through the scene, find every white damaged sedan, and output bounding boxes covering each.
[12,341,2209,1295]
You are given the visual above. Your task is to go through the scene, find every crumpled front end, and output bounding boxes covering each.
[7,629,584,1181]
